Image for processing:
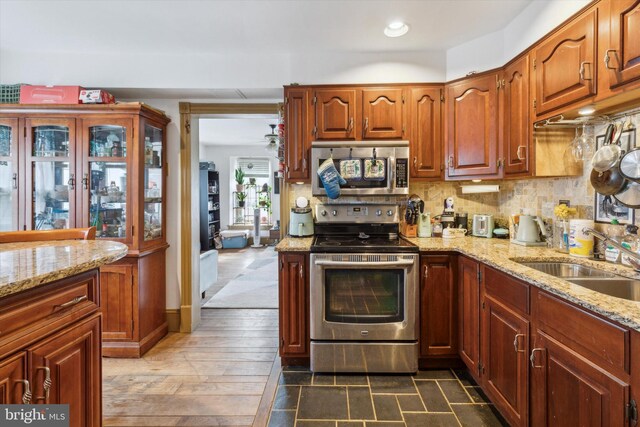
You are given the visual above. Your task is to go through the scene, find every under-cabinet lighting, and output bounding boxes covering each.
[472,179,482,183]
[384,21,409,37]
[460,184,500,194]
[578,106,596,115]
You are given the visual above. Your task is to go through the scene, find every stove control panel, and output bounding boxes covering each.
[315,204,399,224]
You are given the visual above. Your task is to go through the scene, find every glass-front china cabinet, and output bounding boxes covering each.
[0,103,170,358]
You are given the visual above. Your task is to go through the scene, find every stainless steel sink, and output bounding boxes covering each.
[518,262,616,278]
[566,278,640,302]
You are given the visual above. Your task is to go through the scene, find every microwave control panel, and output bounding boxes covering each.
[396,159,408,188]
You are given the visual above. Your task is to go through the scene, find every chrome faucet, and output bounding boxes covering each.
[583,227,640,271]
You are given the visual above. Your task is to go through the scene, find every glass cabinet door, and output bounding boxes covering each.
[27,119,76,230]
[143,124,163,241]
[86,123,130,240]
[0,119,19,231]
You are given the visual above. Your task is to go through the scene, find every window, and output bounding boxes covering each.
[232,157,272,225]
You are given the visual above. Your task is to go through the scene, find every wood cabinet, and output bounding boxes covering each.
[361,87,405,139]
[313,89,357,140]
[533,9,598,116]
[445,73,501,179]
[481,267,530,427]
[284,88,311,182]
[420,255,457,359]
[409,87,443,179]
[199,166,219,251]
[0,118,20,232]
[502,55,531,176]
[0,269,103,426]
[458,256,481,380]
[602,0,640,91]
[0,104,170,358]
[278,252,309,363]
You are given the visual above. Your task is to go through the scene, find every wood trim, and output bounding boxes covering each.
[179,102,280,333]
[252,356,282,427]
[165,308,180,332]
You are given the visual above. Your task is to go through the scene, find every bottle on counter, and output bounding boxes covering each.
[604,220,624,264]
[432,220,443,238]
[621,224,640,267]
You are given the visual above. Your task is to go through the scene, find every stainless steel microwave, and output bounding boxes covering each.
[310,141,409,197]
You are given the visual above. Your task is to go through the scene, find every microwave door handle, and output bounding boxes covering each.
[389,157,396,193]
[314,259,415,267]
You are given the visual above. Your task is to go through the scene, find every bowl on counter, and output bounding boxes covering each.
[493,228,509,239]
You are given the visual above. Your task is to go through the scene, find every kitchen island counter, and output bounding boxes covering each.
[277,235,640,332]
[0,239,128,298]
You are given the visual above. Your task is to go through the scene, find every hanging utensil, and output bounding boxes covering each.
[614,180,640,208]
[591,123,621,172]
[619,148,640,181]
[590,167,628,195]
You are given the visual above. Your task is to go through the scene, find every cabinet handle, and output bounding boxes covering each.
[604,49,618,70]
[54,295,88,310]
[299,265,304,280]
[17,379,32,404]
[347,117,354,134]
[67,173,75,190]
[530,348,544,368]
[423,265,428,279]
[579,61,592,81]
[82,173,89,190]
[12,173,17,189]
[364,117,369,133]
[513,334,526,353]
[36,366,51,402]
[302,157,307,171]
[448,156,454,169]
[413,156,418,170]
[516,145,526,161]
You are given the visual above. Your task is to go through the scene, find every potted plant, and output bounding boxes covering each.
[234,168,245,192]
[249,177,256,185]
[236,192,246,208]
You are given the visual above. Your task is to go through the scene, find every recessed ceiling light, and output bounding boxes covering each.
[384,21,409,38]
[578,106,596,115]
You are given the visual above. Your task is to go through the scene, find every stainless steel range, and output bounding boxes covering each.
[309,203,419,373]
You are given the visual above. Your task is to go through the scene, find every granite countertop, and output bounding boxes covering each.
[0,240,128,298]
[276,235,640,332]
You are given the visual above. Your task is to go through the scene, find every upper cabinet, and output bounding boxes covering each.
[361,87,405,139]
[533,9,598,116]
[409,87,443,179]
[502,55,531,176]
[445,73,501,179]
[313,89,357,140]
[284,87,311,182]
[602,0,640,91]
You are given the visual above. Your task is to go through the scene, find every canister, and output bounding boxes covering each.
[569,219,594,258]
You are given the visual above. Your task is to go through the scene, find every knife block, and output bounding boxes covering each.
[400,221,417,237]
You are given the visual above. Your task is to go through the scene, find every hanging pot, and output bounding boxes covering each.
[590,166,629,196]
[591,125,622,173]
[619,148,640,182]
[613,180,640,208]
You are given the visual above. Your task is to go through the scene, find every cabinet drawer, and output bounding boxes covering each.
[534,289,629,374]
[0,270,99,355]
[483,267,529,315]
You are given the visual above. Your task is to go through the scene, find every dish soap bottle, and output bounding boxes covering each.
[621,225,639,267]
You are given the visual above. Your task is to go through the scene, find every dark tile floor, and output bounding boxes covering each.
[267,368,508,427]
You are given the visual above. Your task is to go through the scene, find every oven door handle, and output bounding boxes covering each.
[313,260,415,267]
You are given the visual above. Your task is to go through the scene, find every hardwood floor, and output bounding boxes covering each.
[103,308,279,426]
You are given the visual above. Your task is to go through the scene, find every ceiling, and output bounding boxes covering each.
[199,117,280,146]
[1,1,532,54]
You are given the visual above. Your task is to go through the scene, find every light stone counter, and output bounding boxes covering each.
[0,240,128,298]
[276,235,640,332]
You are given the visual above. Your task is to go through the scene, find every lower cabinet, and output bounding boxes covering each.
[458,256,481,380]
[100,249,168,358]
[420,255,457,360]
[278,252,309,363]
[0,269,103,427]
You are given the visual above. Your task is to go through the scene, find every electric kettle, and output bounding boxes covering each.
[514,215,547,243]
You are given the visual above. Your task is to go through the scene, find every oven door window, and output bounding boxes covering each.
[318,158,388,190]
[324,268,404,324]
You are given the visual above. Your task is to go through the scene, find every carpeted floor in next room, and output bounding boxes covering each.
[202,245,278,309]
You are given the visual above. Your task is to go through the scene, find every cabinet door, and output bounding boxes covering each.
[100,263,134,341]
[285,88,311,181]
[446,74,500,179]
[24,118,78,230]
[362,88,404,139]
[420,255,457,357]
[503,56,531,176]
[605,0,640,90]
[0,118,20,231]
[80,118,133,243]
[530,330,630,427]
[314,89,357,140]
[28,314,101,427]
[278,253,308,357]
[533,9,597,115]
[0,352,28,404]
[458,256,481,380]
[141,121,165,247]
[482,297,529,427]
[409,88,442,179]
